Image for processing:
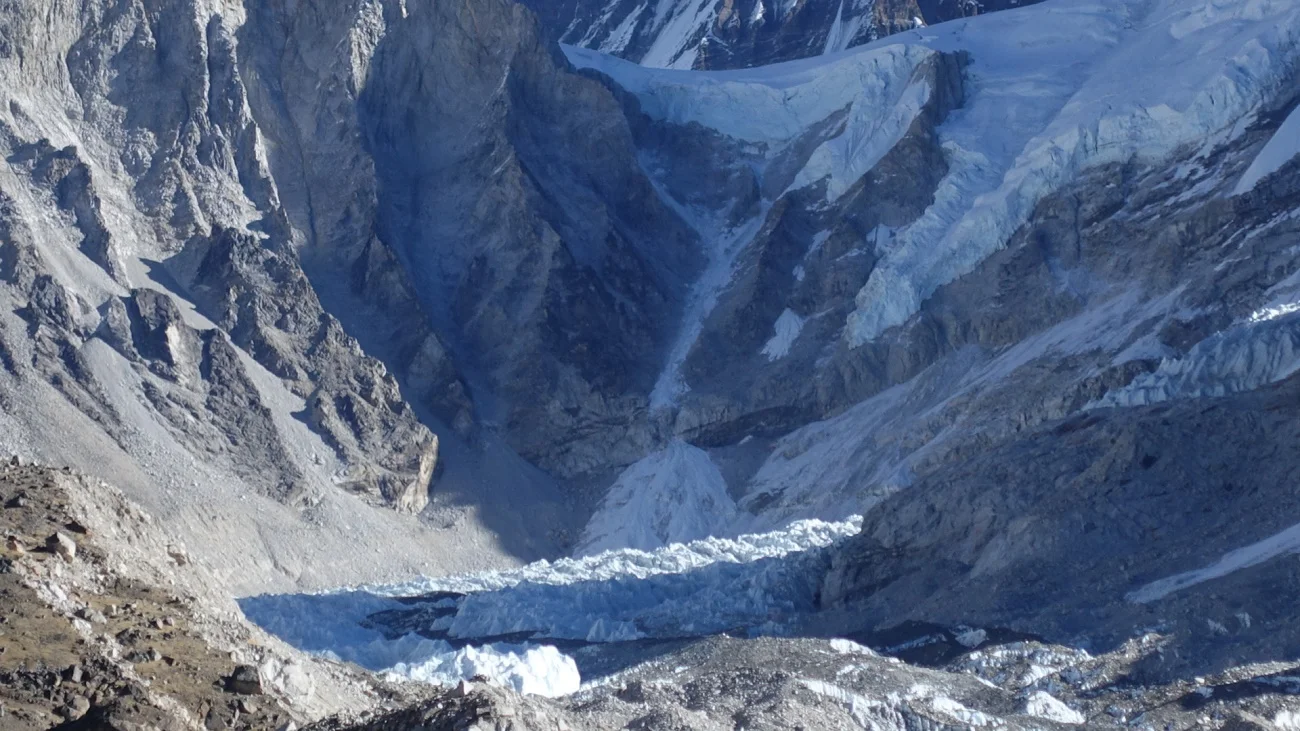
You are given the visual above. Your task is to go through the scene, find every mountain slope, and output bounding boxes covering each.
[560,0,1300,541]
[0,0,706,589]
[522,0,1041,70]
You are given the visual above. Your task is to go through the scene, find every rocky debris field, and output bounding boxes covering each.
[302,633,1300,731]
[0,460,295,728]
[0,459,439,730]
[2,457,1300,730]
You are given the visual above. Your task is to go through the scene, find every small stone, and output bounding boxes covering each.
[451,679,473,698]
[226,665,263,695]
[238,699,257,714]
[166,545,189,566]
[5,536,24,556]
[61,696,90,721]
[65,664,83,683]
[63,521,88,535]
[46,532,76,561]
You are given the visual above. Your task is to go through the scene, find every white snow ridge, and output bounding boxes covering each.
[1235,103,1300,195]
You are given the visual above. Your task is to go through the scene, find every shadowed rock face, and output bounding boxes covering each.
[521,0,1042,70]
[350,0,700,477]
[232,0,704,479]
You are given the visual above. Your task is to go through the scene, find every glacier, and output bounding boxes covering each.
[848,0,1300,344]
[241,515,861,696]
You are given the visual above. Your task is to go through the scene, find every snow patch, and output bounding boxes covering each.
[828,638,875,655]
[1127,519,1300,603]
[954,627,987,648]
[576,440,737,556]
[387,643,580,698]
[761,308,807,360]
[799,679,886,726]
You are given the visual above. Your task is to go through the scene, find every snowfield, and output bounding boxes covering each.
[241,515,861,696]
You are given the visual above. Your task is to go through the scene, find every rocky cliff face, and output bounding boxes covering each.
[0,0,703,553]
[522,0,1040,70]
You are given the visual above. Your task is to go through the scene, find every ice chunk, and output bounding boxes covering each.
[1025,691,1086,725]
[389,643,580,698]
[761,309,807,360]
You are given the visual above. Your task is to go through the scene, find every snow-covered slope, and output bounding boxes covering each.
[574,0,1300,348]
[524,0,1039,71]
[559,0,1300,552]
[845,0,1300,345]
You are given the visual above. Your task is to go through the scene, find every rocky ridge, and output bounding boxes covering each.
[522,0,1041,70]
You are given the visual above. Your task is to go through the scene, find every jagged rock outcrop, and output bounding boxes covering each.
[235,0,704,477]
[822,369,1300,682]
[176,227,439,511]
[0,461,427,729]
[97,287,307,504]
